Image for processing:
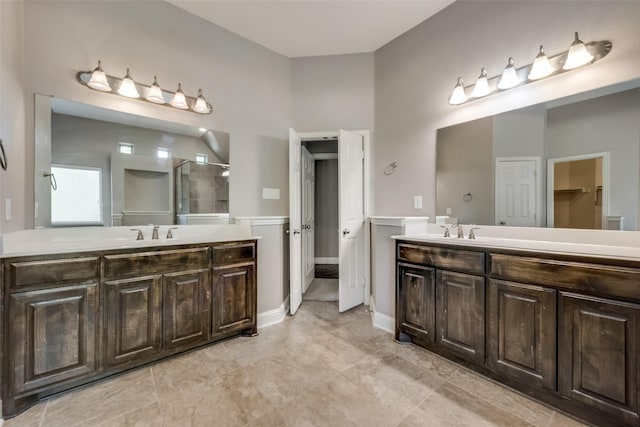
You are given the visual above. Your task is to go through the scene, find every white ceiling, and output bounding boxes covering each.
[166,0,455,58]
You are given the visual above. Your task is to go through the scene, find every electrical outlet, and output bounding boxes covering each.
[446,207,452,215]
[413,196,422,209]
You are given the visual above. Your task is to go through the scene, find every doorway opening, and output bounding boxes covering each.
[547,152,610,229]
[288,129,370,315]
[301,139,339,302]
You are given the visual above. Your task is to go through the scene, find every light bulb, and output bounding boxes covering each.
[146,76,165,104]
[87,60,111,92]
[117,68,139,98]
[170,83,189,109]
[497,57,520,90]
[471,68,491,98]
[528,46,554,80]
[192,89,211,114]
[448,77,467,105]
[563,32,594,70]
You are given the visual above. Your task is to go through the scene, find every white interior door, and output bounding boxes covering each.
[495,158,538,227]
[289,128,303,315]
[338,129,365,312]
[301,146,315,292]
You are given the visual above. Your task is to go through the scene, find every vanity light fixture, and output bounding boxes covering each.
[193,89,211,114]
[146,76,165,104]
[497,57,520,90]
[448,77,467,105]
[170,83,189,110]
[471,68,491,98]
[118,69,140,98]
[528,46,554,80]
[77,61,213,114]
[87,61,111,92]
[563,32,594,70]
[447,33,611,106]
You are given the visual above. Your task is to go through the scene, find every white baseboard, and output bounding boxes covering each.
[370,296,395,334]
[315,257,338,264]
[257,296,290,329]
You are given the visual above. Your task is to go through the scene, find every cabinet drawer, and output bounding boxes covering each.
[6,257,99,291]
[489,253,640,301]
[397,243,484,275]
[212,242,256,265]
[104,247,209,278]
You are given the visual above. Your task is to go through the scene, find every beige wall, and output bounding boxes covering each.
[21,0,292,227]
[0,0,27,233]
[374,1,640,217]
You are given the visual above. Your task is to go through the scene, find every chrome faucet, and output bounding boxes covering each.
[166,227,178,239]
[440,225,450,237]
[468,227,481,240]
[130,228,144,240]
[455,224,464,239]
[152,225,160,240]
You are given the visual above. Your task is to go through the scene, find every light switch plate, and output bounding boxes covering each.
[413,195,422,209]
[263,188,280,200]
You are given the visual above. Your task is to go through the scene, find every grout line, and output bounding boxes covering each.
[38,400,48,427]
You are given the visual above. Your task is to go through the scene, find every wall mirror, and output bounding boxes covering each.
[34,94,230,228]
[436,79,640,231]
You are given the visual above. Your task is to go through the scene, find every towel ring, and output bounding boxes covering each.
[463,192,472,202]
[0,139,7,171]
[384,162,398,175]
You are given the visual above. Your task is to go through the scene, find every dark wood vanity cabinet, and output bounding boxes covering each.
[487,279,556,391]
[211,242,258,337]
[396,239,640,426]
[396,263,435,343]
[559,292,640,426]
[163,268,211,349]
[1,239,257,418]
[105,275,163,366]
[436,270,485,364]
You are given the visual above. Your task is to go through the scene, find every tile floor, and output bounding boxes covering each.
[4,301,587,427]
[302,278,338,302]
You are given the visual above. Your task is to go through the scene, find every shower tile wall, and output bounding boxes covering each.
[177,162,229,214]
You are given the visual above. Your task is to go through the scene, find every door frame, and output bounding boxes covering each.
[296,130,372,307]
[547,151,610,228]
[494,157,543,227]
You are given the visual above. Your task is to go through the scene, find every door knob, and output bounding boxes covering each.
[342,229,350,236]
[293,229,301,235]
[499,221,506,225]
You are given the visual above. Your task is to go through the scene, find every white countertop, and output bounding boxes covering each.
[0,224,256,257]
[393,224,640,261]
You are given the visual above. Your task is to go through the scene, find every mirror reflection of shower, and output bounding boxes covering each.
[174,159,230,225]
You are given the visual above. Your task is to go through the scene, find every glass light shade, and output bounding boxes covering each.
[146,76,165,104]
[563,32,594,70]
[192,89,211,114]
[448,77,467,105]
[471,68,491,98]
[117,69,139,98]
[87,61,111,92]
[497,57,520,90]
[170,83,189,109]
[528,46,554,80]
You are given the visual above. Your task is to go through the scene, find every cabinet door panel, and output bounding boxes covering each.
[559,293,639,425]
[488,280,556,390]
[436,270,485,364]
[105,275,162,366]
[163,269,210,349]
[9,284,97,394]
[212,263,256,336]
[397,263,435,342]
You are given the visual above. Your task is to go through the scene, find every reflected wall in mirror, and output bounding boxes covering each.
[34,95,230,228]
[436,81,640,231]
